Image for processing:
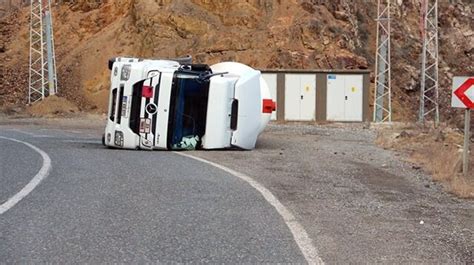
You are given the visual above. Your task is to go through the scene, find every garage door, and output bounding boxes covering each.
[284,74,316,121]
[326,74,363,122]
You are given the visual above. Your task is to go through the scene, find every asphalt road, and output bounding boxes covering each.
[0,126,307,263]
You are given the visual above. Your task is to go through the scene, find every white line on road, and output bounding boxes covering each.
[174,152,324,265]
[0,136,52,215]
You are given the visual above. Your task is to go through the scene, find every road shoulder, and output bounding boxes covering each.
[189,123,474,263]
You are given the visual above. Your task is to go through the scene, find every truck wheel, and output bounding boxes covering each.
[101,134,106,146]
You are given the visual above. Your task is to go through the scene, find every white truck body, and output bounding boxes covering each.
[103,57,275,150]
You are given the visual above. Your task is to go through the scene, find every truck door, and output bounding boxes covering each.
[230,70,262,150]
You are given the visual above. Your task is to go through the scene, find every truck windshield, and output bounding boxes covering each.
[168,72,210,150]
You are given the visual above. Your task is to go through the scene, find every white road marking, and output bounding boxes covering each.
[0,136,52,215]
[174,152,324,265]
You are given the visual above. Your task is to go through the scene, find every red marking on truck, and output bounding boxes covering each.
[262,99,276,113]
[142,85,153,98]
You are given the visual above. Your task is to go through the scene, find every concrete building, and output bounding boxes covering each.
[261,69,371,122]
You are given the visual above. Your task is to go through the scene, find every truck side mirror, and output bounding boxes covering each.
[108,58,116,70]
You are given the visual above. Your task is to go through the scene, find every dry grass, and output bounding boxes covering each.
[451,176,474,198]
[375,123,474,198]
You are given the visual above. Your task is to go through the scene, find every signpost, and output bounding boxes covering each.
[452,77,474,176]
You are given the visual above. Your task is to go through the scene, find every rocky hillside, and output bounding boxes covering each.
[0,0,472,124]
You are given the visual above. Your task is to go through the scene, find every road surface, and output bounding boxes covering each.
[0,125,308,263]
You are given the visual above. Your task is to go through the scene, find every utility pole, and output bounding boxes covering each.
[419,0,439,126]
[28,0,57,105]
[373,0,392,122]
[44,6,58,95]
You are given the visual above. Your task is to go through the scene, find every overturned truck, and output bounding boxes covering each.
[103,57,276,150]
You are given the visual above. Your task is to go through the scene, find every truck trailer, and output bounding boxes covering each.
[103,57,276,150]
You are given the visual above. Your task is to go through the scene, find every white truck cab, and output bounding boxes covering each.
[103,57,276,150]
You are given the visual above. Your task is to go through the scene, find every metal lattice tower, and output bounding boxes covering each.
[28,0,57,105]
[373,0,392,122]
[419,0,439,126]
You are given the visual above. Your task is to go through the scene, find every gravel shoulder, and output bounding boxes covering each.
[189,123,474,264]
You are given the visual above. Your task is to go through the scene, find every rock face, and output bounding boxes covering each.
[0,0,472,122]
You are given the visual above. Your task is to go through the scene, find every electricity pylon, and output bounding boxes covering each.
[419,0,439,126]
[28,0,57,104]
[373,0,392,122]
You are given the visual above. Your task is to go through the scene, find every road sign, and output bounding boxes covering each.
[452,77,473,176]
[452,77,474,109]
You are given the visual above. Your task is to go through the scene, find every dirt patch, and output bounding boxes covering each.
[376,123,474,198]
[26,95,80,117]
